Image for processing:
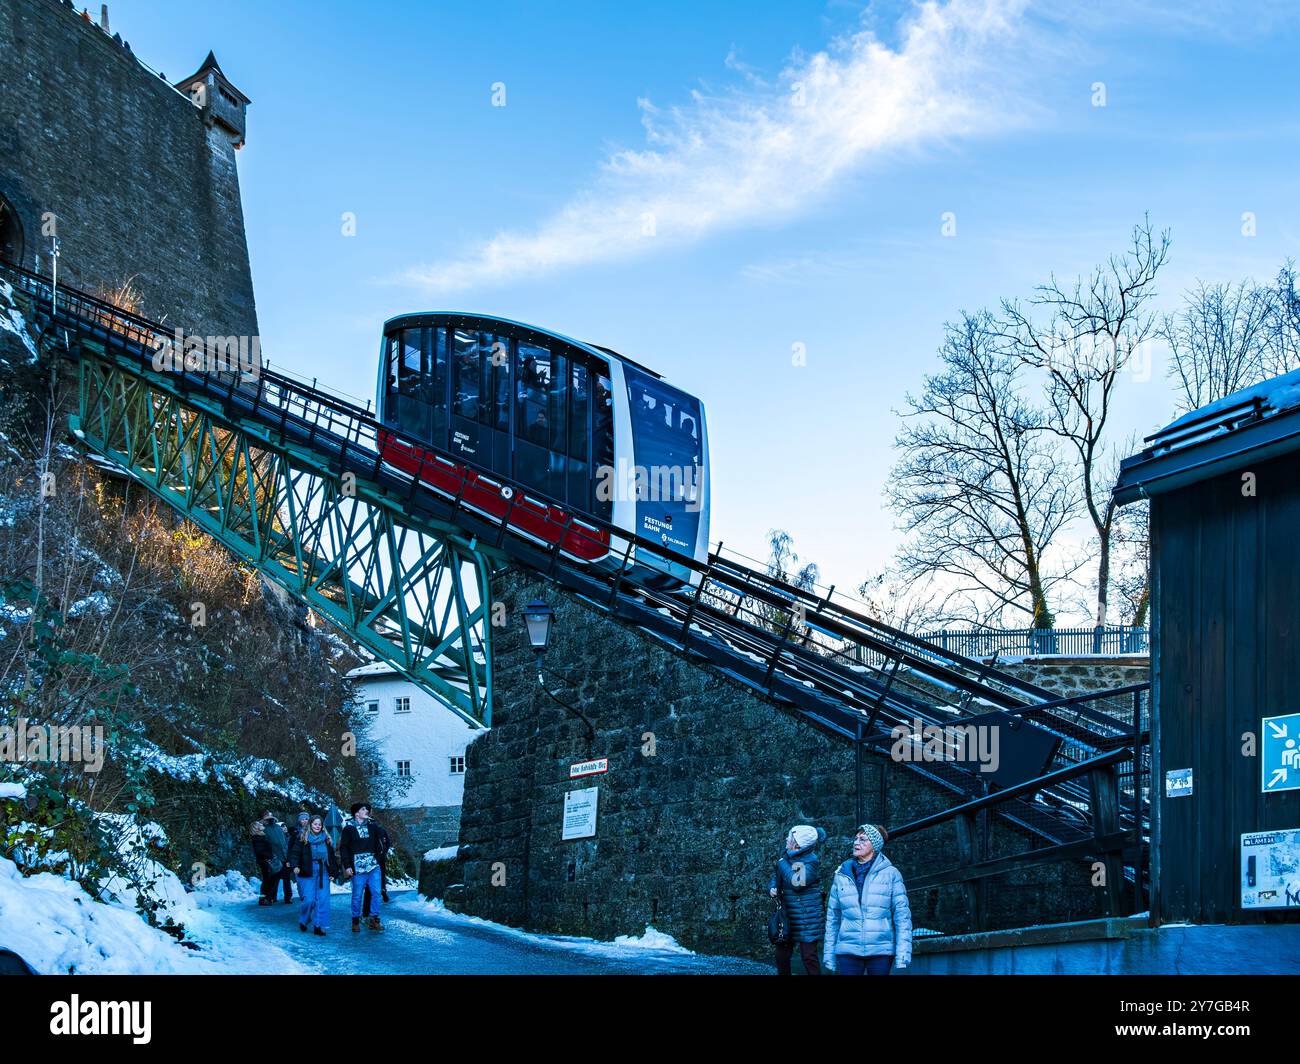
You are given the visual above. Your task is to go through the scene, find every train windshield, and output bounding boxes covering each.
[623,363,705,553]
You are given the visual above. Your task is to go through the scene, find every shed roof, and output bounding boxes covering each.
[1114,368,1300,505]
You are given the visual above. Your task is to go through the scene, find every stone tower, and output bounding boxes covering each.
[174,51,250,151]
[0,0,259,338]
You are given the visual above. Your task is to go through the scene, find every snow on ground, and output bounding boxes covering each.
[0,852,306,974]
[0,793,305,974]
[415,895,695,958]
[0,279,37,361]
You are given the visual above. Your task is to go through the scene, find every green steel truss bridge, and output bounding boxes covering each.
[3,262,1150,916]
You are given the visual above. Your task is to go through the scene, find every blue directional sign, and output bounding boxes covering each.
[1262,713,1300,793]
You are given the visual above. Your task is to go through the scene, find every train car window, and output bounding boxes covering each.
[550,352,568,452]
[399,328,424,394]
[623,364,702,507]
[516,342,552,446]
[514,342,552,493]
[594,374,614,466]
[488,335,510,432]
[452,328,480,421]
[568,362,591,507]
[569,363,590,462]
[395,328,431,438]
[429,327,448,446]
[384,335,399,423]
[593,372,614,519]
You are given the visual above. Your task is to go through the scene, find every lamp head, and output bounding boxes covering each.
[521,600,554,655]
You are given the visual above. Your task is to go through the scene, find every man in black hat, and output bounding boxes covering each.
[338,802,385,932]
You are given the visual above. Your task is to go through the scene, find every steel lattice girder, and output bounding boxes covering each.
[71,349,495,726]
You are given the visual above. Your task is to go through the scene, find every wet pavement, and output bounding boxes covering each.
[221,888,773,975]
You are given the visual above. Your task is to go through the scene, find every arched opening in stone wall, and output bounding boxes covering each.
[0,195,23,268]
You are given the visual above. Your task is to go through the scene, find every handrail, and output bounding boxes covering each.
[889,747,1133,841]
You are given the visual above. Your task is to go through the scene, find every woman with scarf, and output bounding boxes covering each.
[290,814,338,936]
[823,823,912,975]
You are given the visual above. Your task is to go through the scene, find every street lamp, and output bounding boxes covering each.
[521,600,554,662]
[519,598,594,743]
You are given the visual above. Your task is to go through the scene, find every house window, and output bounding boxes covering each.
[397,760,411,778]
[394,696,411,714]
[449,756,466,775]
[364,700,379,715]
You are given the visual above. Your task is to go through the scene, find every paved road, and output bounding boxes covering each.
[222,889,772,975]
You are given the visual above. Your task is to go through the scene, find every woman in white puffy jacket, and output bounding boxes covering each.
[822,824,912,975]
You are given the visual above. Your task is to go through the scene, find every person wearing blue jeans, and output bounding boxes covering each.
[339,802,386,933]
[289,814,337,936]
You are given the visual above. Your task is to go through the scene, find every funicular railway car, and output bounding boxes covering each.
[375,313,709,586]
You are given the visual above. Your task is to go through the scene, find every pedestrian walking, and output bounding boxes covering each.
[249,820,277,907]
[339,802,385,933]
[290,814,337,937]
[823,824,912,975]
[768,824,827,975]
[261,811,293,905]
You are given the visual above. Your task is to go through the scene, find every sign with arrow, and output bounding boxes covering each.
[1262,713,1300,794]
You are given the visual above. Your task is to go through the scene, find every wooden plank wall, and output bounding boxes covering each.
[1153,450,1300,923]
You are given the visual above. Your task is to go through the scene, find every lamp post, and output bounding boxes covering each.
[520,599,594,743]
[521,599,554,666]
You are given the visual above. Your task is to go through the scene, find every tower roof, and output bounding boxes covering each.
[174,51,249,105]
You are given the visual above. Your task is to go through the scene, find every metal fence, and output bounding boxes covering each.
[916,626,1149,658]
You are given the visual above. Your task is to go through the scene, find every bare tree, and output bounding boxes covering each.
[887,311,1081,629]
[1000,217,1170,628]
[1161,279,1273,412]
[1261,261,1300,380]
[754,528,820,637]
[1101,436,1150,633]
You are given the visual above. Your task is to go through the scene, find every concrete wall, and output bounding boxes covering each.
[390,805,462,855]
[446,570,1113,959]
[0,0,257,338]
[909,916,1300,974]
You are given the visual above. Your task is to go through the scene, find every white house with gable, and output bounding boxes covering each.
[347,661,486,851]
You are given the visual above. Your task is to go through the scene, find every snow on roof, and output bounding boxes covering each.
[345,661,400,679]
[1117,365,1300,503]
[1161,367,1300,435]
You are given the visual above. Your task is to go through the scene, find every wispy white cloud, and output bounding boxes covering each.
[396,0,1037,295]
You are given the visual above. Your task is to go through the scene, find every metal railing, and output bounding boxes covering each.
[890,746,1146,932]
[912,626,1149,658]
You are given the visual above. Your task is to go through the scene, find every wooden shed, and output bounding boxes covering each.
[1116,369,1300,924]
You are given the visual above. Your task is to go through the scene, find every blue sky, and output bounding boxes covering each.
[108,0,1299,612]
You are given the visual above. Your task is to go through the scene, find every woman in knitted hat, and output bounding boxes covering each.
[768,824,827,975]
[823,823,912,975]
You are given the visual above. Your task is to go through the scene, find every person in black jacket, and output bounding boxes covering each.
[768,824,827,975]
[289,814,338,936]
[339,802,386,932]
[249,820,277,906]
[260,811,293,904]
